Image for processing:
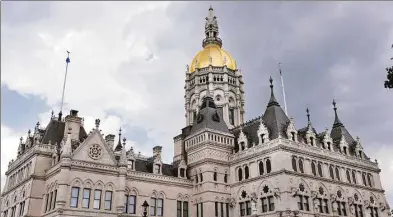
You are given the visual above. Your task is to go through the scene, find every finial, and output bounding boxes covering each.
[28,129,31,137]
[36,121,40,128]
[306,108,311,124]
[185,64,189,73]
[119,127,122,136]
[269,76,273,89]
[95,119,100,129]
[58,111,63,121]
[332,99,344,127]
[209,5,213,11]
[20,137,23,144]
[122,137,127,146]
[51,110,54,119]
[333,99,337,111]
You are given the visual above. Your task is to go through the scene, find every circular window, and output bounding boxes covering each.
[88,144,102,160]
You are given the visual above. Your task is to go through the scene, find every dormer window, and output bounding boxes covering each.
[327,142,331,150]
[261,134,265,144]
[343,147,347,155]
[358,151,362,159]
[180,168,185,178]
[240,142,245,151]
[310,137,314,146]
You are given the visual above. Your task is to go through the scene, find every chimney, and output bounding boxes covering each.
[105,134,115,148]
[153,146,162,157]
[64,109,82,141]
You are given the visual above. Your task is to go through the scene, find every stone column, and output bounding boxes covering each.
[116,167,127,213]
[55,157,71,213]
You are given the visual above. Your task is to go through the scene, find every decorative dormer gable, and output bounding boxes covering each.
[338,136,349,155]
[71,119,117,165]
[355,137,364,159]
[177,159,187,178]
[152,146,163,175]
[237,129,248,151]
[257,119,269,145]
[286,117,298,142]
[61,127,72,158]
[119,138,127,167]
[322,128,333,151]
[127,146,136,170]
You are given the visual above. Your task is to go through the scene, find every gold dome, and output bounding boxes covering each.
[190,44,237,73]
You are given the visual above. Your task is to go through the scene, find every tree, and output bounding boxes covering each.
[384,44,393,89]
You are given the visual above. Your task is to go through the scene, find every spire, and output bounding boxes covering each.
[115,127,123,151]
[202,6,222,48]
[306,107,311,126]
[58,111,63,121]
[267,76,280,107]
[119,138,127,166]
[332,99,344,127]
[278,63,288,115]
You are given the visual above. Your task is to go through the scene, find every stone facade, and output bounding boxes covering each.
[1,6,391,217]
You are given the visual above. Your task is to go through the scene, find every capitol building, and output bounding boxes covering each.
[1,6,391,217]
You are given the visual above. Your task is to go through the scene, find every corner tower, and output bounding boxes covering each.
[184,6,245,129]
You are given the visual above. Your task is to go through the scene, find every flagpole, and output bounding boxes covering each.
[279,63,288,116]
[60,51,71,117]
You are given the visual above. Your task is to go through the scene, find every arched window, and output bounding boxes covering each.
[352,193,364,217]
[224,173,228,183]
[317,162,323,177]
[195,175,198,184]
[266,159,271,174]
[352,170,357,184]
[299,159,304,173]
[296,183,310,211]
[346,170,351,183]
[259,161,264,175]
[330,166,335,180]
[238,190,251,216]
[260,184,275,213]
[311,162,317,176]
[292,157,298,172]
[124,190,137,214]
[336,190,347,216]
[315,186,329,214]
[335,167,341,181]
[238,168,243,182]
[244,166,250,180]
[200,173,203,182]
[229,108,235,125]
[213,171,217,181]
[368,196,378,217]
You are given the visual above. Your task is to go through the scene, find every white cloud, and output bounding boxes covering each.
[1,2,190,163]
[1,125,24,191]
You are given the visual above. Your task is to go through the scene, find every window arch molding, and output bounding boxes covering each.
[349,190,364,217]
[332,187,349,217]
[293,180,311,212]
[365,193,379,217]
[312,184,330,214]
[236,187,252,217]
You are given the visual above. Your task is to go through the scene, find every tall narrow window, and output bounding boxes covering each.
[45,193,49,212]
[201,202,204,217]
[352,171,357,184]
[318,163,323,177]
[213,172,217,181]
[367,174,373,187]
[330,166,335,180]
[19,201,25,216]
[310,137,314,146]
[215,202,218,217]
[48,192,53,210]
[244,166,250,179]
[157,198,163,216]
[82,188,91,208]
[240,202,245,216]
[200,173,203,182]
[299,159,304,173]
[292,157,298,172]
[311,162,316,176]
[123,195,128,213]
[93,190,102,210]
[238,168,243,181]
[291,132,296,141]
[224,174,228,183]
[262,197,268,213]
[259,161,264,175]
[52,190,57,209]
[70,187,80,208]
[226,203,229,217]
[177,201,182,217]
[335,167,341,181]
[268,196,275,211]
[104,191,112,210]
[229,108,235,125]
[220,202,224,217]
[362,173,367,186]
[246,201,251,215]
[150,198,157,216]
[128,195,136,214]
[266,159,271,173]
[183,201,189,217]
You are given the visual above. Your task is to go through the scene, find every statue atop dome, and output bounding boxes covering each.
[202,6,222,48]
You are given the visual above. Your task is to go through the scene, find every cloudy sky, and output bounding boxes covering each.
[1,1,392,206]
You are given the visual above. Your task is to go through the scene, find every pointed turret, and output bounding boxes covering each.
[61,127,73,158]
[115,127,123,151]
[330,100,355,145]
[262,77,289,139]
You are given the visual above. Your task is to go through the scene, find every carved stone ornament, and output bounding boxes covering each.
[311,191,318,199]
[229,197,236,208]
[330,194,337,202]
[196,114,204,123]
[274,188,281,200]
[88,144,103,160]
[291,187,298,196]
[380,202,386,211]
[348,197,354,206]
[364,200,370,208]
[250,192,257,202]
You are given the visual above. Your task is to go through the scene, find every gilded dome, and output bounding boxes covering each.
[190,44,237,73]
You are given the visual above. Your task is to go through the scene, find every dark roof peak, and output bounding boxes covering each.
[267,76,280,107]
[332,99,344,128]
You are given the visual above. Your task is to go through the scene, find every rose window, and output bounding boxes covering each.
[88,144,102,159]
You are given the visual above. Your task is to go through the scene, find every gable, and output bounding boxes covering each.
[72,130,117,165]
